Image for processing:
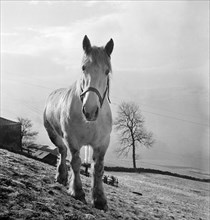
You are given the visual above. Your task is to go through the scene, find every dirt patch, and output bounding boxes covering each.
[0,149,209,220]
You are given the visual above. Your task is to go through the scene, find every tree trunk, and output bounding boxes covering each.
[132,142,136,171]
[130,127,137,172]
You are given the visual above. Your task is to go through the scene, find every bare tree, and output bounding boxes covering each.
[17,117,38,148]
[114,102,154,170]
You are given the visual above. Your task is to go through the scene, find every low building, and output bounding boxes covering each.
[27,144,58,166]
[0,117,22,152]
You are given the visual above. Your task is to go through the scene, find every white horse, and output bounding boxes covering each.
[43,35,114,210]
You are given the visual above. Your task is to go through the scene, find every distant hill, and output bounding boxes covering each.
[104,166,210,183]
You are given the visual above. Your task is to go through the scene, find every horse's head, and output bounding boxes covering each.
[80,35,114,121]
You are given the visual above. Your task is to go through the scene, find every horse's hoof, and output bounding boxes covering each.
[78,196,87,204]
[69,190,87,204]
[55,175,68,186]
[74,195,87,204]
[92,199,108,211]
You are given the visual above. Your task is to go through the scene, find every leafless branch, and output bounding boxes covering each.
[113,101,155,168]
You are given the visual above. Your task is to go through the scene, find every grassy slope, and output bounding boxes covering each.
[0,149,209,220]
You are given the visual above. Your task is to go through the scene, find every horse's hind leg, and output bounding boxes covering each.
[44,120,69,186]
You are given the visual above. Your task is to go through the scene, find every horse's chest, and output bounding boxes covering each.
[69,116,111,146]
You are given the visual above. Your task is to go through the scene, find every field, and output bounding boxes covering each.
[107,171,209,219]
[0,149,209,220]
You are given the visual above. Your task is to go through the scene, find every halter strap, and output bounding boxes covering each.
[80,80,111,108]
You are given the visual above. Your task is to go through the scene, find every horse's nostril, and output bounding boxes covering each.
[95,107,99,118]
[86,112,90,119]
[83,107,90,119]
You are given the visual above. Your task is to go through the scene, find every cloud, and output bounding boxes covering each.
[115,1,208,69]
[1,10,121,71]
[28,0,54,5]
[2,1,208,71]
[1,32,20,36]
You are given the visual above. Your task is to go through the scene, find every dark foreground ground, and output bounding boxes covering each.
[0,149,209,220]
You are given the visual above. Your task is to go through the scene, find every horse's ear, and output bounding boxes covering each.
[105,39,114,57]
[83,35,91,54]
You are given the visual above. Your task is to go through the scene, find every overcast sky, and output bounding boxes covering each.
[1,1,209,174]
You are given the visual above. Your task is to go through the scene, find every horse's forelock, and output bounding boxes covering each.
[82,47,112,73]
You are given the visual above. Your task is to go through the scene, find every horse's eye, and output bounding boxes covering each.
[82,65,86,71]
[105,69,109,75]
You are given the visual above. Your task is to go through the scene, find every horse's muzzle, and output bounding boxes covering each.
[82,105,99,121]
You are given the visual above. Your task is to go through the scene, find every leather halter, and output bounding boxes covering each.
[80,79,111,108]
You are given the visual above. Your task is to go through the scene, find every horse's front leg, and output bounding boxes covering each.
[91,143,109,211]
[68,147,86,203]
